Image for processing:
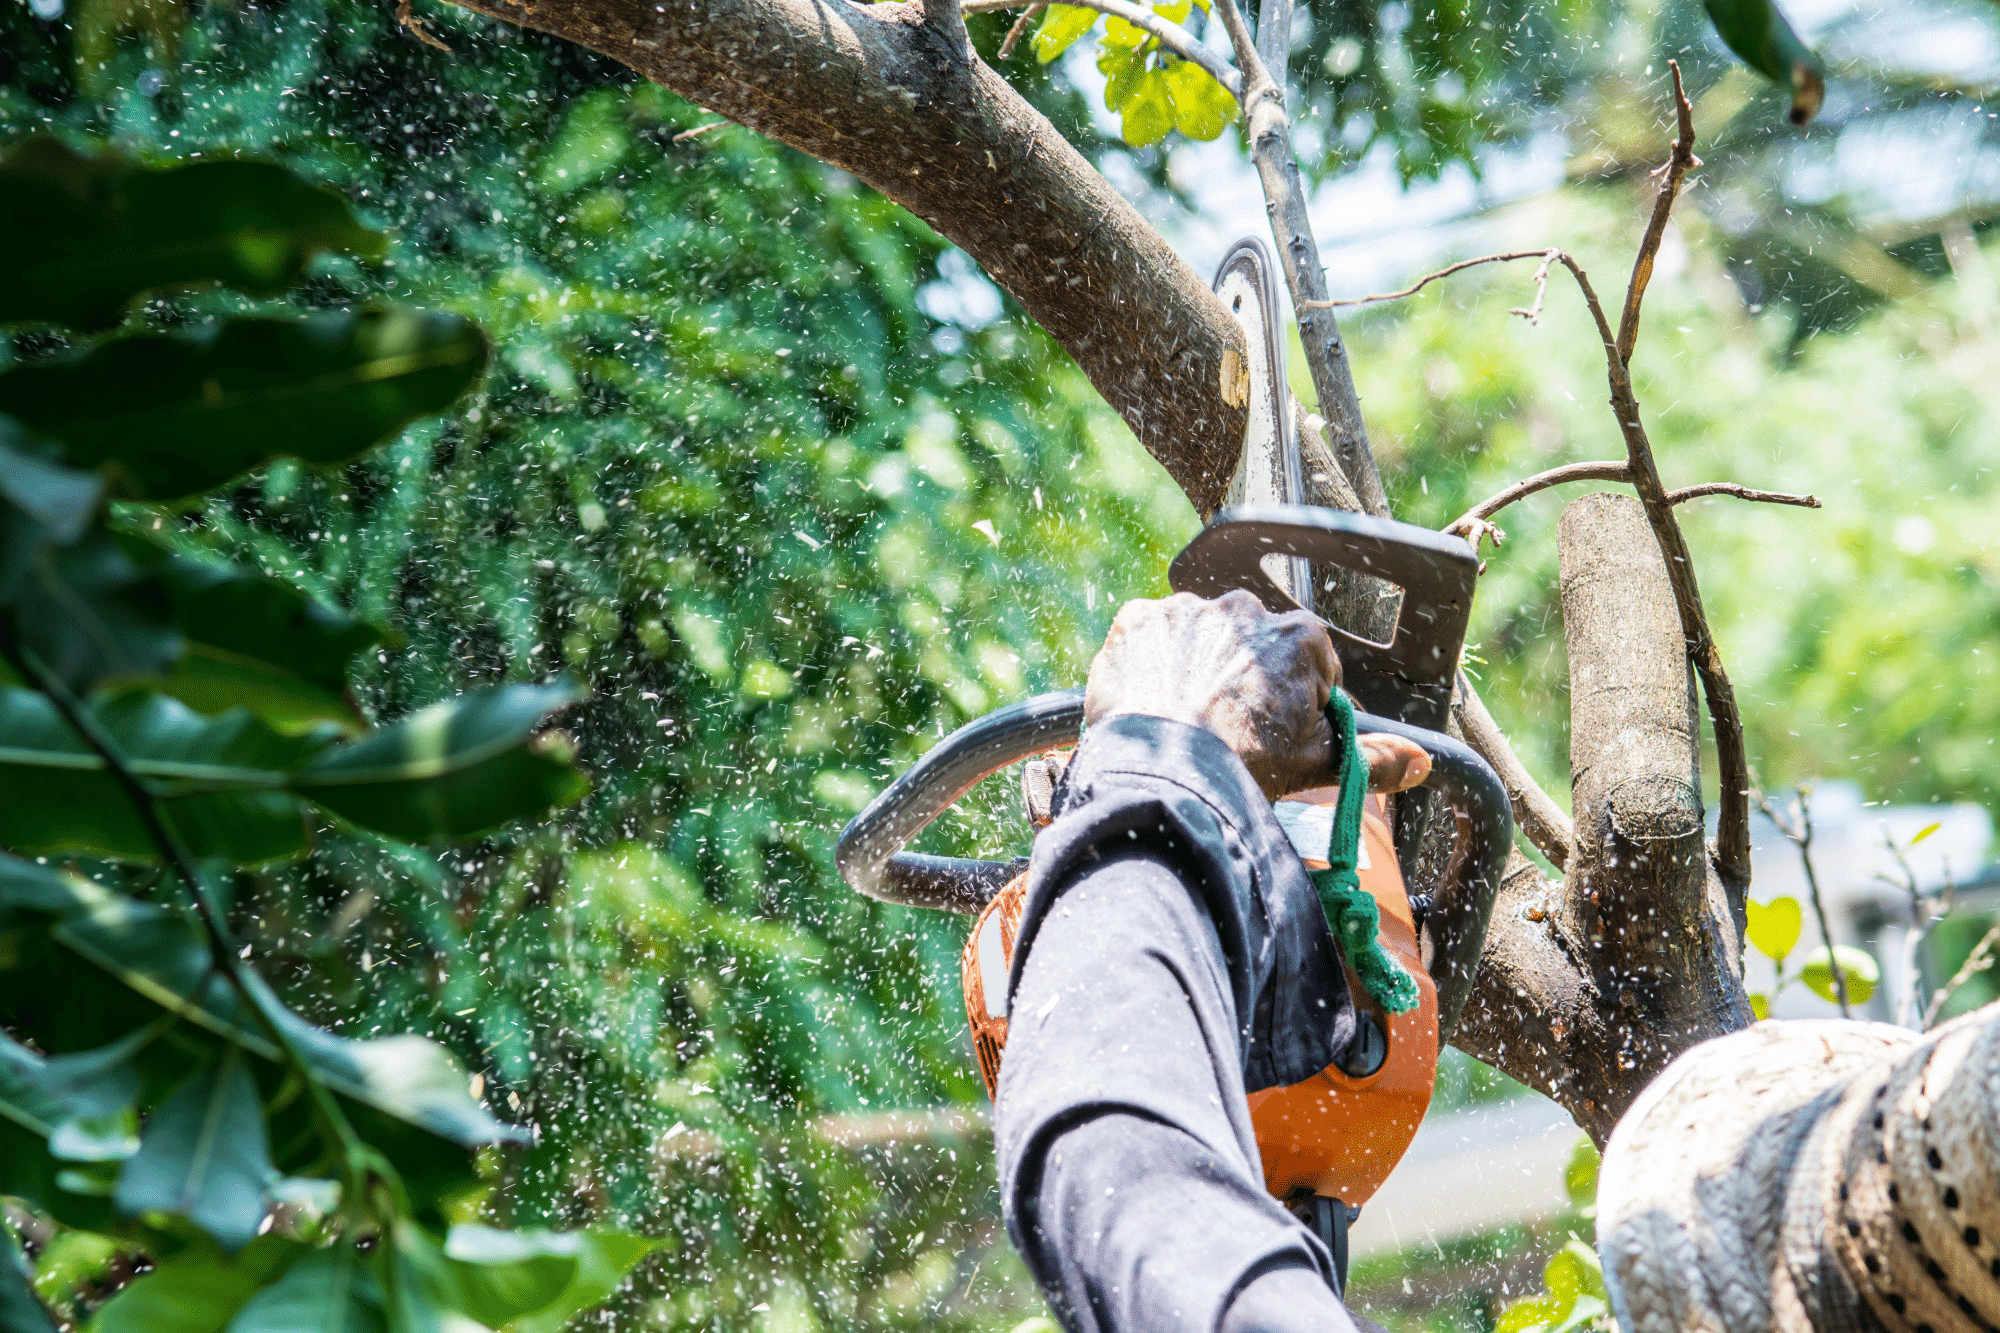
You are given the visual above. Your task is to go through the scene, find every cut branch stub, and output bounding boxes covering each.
[1450,493,1750,1142]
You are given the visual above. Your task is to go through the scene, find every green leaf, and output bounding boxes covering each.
[0,309,488,502]
[1495,1295,1562,1333]
[437,1226,579,1326]
[1802,945,1879,1005]
[0,1224,57,1333]
[1032,4,1100,62]
[1097,43,1145,113]
[1745,895,1802,963]
[1702,0,1824,125]
[30,1228,125,1315]
[1118,68,1177,147]
[0,853,523,1154]
[128,541,380,734]
[1910,821,1942,846]
[0,425,102,546]
[1750,991,1770,1020]
[0,686,320,864]
[1166,59,1235,141]
[498,1227,662,1333]
[40,1028,155,1162]
[292,682,588,843]
[1562,1135,1600,1208]
[114,1050,274,1251]
[91,1236,305,1333]
[0,137,383,333]
[226,1246,384,1333]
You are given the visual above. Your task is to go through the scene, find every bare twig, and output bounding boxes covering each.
[1444,461,1821,538]
[961,0,1240,94]
[1453,675,1574,871]
[1667,482,1820,509]
[1306,249,1568,311]
[1925,921,2000,1029]
[1209,0,1386,516]
[672,120,732,143]
[1757,785,1849,1017]
[1877,824,1953,1029]
[397,0,453,50]
[1593,64,1753,895]
[997,2,1045,57]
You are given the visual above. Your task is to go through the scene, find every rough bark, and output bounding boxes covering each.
[1452,493,1751,1142]
[448,0,1252,515]
[1599,1003,2000,1333]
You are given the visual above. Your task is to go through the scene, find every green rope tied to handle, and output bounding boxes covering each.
[1306,690,1420,1014]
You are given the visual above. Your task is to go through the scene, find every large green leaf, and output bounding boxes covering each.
[1704,0,1824,125]
[226,1247,384,1333]
[0,852,523,1152]
[90,1236,305,1333]
[129,540,381,734]
[0,137,383,333]
[0,686,321,863]
[0,310,488,501]
[0,1224,57,1333]
[293,682,588,842]
[496,1227,662,1333]
[113,1050,274,1251]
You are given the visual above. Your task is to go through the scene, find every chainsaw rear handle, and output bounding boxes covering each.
[833,687,1511,1041]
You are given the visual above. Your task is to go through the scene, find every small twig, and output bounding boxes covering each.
[1444,461,1821,539]
[1757,785,1849,1018]
[1453,675,1574,871]
[1305,249,1568,310]
[672,120,732,143]
[1924,921,2000,1029]
[962,0,1240,94]
[1510,250,1560,324]
[1617,69,1701,367]
[998,2,1045,57]
[396,0,453,51]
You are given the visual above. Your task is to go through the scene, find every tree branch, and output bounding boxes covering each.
[1597,64,1753,895]
[924,0,972,59]
[1210,0,1387,517]
[448,0,1254,515]
[1452,674,1574,870]
[1443,460,1821,539]
[1756,784,1850,1017]
[996,3,1044,58]
[962,0,1240,93]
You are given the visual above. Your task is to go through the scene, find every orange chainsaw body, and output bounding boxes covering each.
[961,789,1438,1207]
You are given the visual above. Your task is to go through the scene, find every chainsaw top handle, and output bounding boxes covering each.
[1169,504,1478,733]
[833,686,1510,1042]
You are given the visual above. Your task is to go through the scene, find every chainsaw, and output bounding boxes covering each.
[834,239,1513,1292]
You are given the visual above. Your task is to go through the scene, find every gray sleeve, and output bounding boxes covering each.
[993,715,1362,1333]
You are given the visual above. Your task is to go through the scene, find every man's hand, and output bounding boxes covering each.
[1085,590,1429,802]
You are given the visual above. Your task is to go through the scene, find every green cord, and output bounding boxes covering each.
[1310,690,1420,1015]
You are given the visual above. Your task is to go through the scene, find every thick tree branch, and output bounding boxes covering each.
[1211,0,1387,517]
[923,0,972,59]
[1457,496,1752,1142]
[962,0,1240,93]
[448,0,1253,515]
